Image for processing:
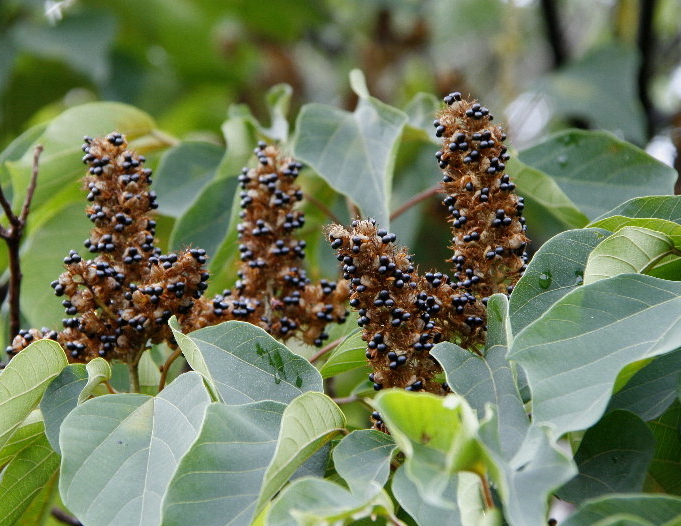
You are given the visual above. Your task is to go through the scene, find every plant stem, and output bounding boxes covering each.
[332,395,358,404]
[539,0,567,69]
[158,346,182,391]
[309,335,344,363]
[51,507,82,526]
[389,184,440,221]
[127,357,141,393]
[303,192,342,224]
[0,145,42,340]
[637,0,658,140]
[478,473,495,510]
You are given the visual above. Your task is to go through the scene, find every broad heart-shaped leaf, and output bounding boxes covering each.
[0,433,60,526]
[40,364,87,455]
[509,157,589,243]
[161,400,286,526]
[518,130,676,220]
[256,392,346,514]
[5,102,161,212]
[169,318,323,404]
[319,329,368,379]
[153,141,225,219]
[266,477,398,526]
[0,340,68,451]
[558,411,655,504]
[59,372,211,526]
[40,358,111,454]
[561,495,681,526]
[373,391,485,507]
[595,195,681,223]
[584,226,677,284]
[607,349,681,421]
[478,411,576,526]
[510,228,609,333]
[644,401,681,494]
[292,69,408,227]
[510,274,681,437]
[332,429,396,498]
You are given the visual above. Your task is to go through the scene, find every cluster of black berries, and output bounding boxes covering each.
[192,142,349,347]
[7,133,210,362]
[328,94,528,410]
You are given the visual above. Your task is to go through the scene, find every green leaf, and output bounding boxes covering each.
[256,392,346,514]
[319,329,368,379]
[518,130,676,220]
[478,413,576,526]
[402,92,441,140]
[218,104,260,178]
[0,412,45,468]
[644,401,681,494]
[59,372,211,526]
[332,429,396,498]
[510,274,681,436]
[266,477,396,526]
[561,495,681,526]
[0,433,60,526]
[594,196,681,224]
[510,228,609,333]
[588,216,681,244]
[0,340,68,451]
[510,157,589,243]
[169,318,323,404]
[39,364,87,455]
[153,141,225,219]
[169,175,239,255]
[584,226,677,284]
[558,410,655,504]
[263,83,293,142]
[537,43,646,144]
[161,400,286,526]
[608,349,681,421]
[292,69,408,227]
[11,464,58,526]
[390,466,462,526]
[373,391,485,507]
[6,102,159,212]
[79,357,111,403]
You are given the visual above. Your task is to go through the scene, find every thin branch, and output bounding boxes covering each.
[479,473,495,510]
[309,335,344,363]
[19,144,43,224]
[539,0,568,69]
[332,395,359,404]
[390,184,441,221]
[637,0,658,140]
[304,192,342,224]
[158,346,183,391]
[51,507,83,526]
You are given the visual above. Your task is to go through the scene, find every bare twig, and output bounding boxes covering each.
[389,184,440,221]
[309,335,344,363]
[479,473,495,509]
[158,346,183,391]
[303,192,342,224]
[539,0,568,69]
[0,145,43,339]
[51,507,83,526]
[637,0,658,140]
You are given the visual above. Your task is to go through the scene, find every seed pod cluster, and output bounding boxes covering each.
[435,92,529,300]
[6,133,209,362]
[328,94,529,400]
[198,142,349,346]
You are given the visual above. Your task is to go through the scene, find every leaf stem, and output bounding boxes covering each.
[303,192,342,224]
[389,184,440,221]
[309,335,344,363]
[478,473,495,510]
[51,507,83,526]
[158,346,183,391]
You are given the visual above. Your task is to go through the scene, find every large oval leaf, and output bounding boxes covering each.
[510,274,681,436]
[584,226,677,284]
[59,372,211,526]
[509,228,609,333]
[0,340,67,451]
[169,318,323,404]
[518,130,676,220]
[161,401,286,526]
[595,195,681,223]
[319,329,367,379]
[292,70,408,227]
[561,494,681,526]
